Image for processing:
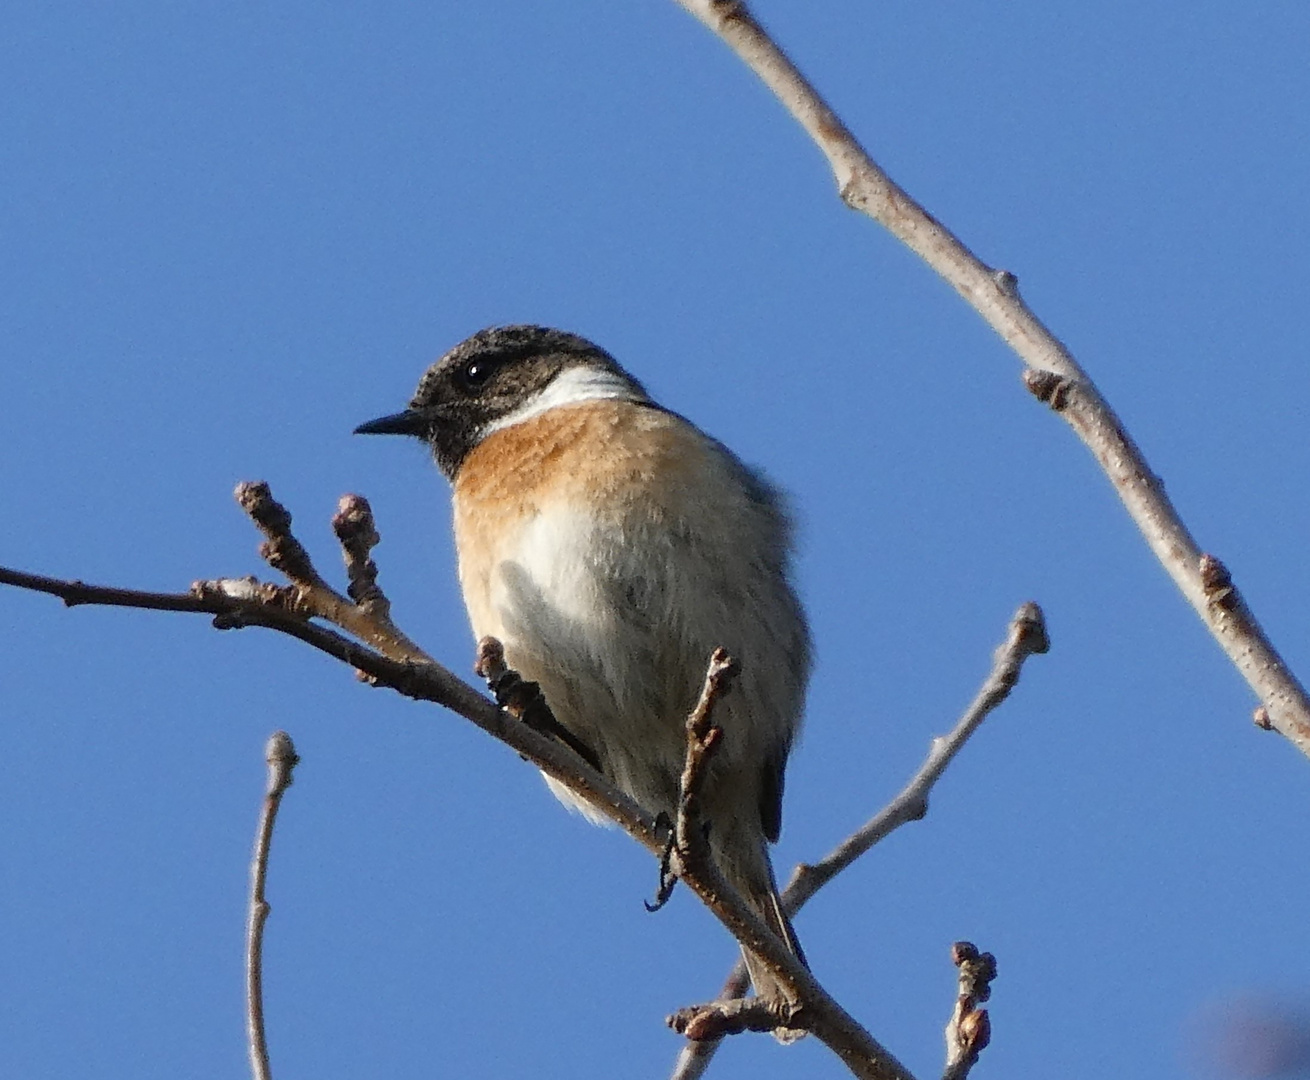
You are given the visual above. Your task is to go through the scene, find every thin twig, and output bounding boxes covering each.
[236,481,430,664]
[669,997,782,1041]
[330,493,426,663]
[661,832,914,1080]
[942,942,997,1080]
[676,649,737,852]
[670,0,1310,757]
[656,655,917,1077]
[247,731,300,1080]
[671,603,1046,1080]
[787,603,1048,907]
[0,565,225,613]
[331,494,387,610]
[650,648,738,913]
[655,648,738,912]
[0,558,660,848]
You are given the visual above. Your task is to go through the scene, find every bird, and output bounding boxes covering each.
[355,324,811,1024]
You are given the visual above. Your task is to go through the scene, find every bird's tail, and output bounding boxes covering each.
[728,846,808,1043]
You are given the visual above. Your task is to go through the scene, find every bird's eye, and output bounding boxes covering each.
[460,359,496,389]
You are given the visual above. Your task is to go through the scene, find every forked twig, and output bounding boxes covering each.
[659,656,916,1073]
[234,481,430,663]
[671,603,1044,1080]
[649,649,738,912]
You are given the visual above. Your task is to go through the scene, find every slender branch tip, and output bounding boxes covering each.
[1012,601,1050,655]
[332,494,389,609]
[943,941,997,1079]
[264,731,300,795]
[248,728,299,1080]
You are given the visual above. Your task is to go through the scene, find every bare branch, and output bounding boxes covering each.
[671,0,1310,758]
[0,564,226,614]
[663,844,915,1080]
[649,648,736,912]
[235,481,431,664]
[669,997,784,1041]
[788,602,1048,907]
[5,539,1027,1080]
[0,486,916,1078]
[671,603,1045,1080]
[0,500,660,858]
[942,942,997,1080]
[648,649,737,914]
[669,967,754,1080]
[656,650,917,1077]
[247,731,300,1080]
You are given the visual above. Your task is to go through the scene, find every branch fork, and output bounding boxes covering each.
[219,481,429,665]
[2,484,1040,1080]
[670,604,1043,1079]
[646,649,738,915]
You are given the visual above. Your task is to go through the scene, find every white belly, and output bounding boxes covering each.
[465,503,684,822]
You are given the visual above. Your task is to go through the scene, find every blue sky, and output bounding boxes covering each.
[3,4,1309,1079]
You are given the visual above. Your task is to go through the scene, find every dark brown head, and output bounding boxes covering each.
[355,325,649,479]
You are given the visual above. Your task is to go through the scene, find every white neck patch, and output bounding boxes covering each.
[483,365,646,435]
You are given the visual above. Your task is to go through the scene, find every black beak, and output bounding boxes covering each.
[354,410,427,437]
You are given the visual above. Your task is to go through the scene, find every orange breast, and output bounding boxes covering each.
[451,399,705,637]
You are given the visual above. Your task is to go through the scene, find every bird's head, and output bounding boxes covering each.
[354,324,648,480]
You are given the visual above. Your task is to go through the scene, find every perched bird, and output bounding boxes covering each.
[356,325,811,1019]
